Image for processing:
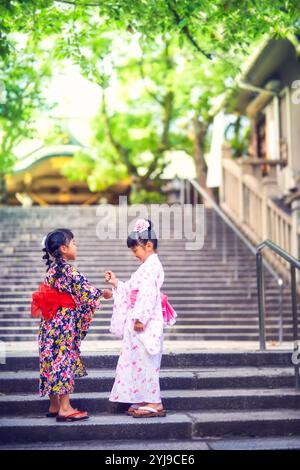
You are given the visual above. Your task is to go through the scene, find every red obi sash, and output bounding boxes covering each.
[130,289,176,325]
[31,283,76,321]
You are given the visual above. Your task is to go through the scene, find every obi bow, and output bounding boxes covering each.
[130,289,177,326]
[31,283,76,321]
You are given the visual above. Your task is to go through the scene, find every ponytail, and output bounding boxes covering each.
[42,247,51,271]
[41,228,74,274]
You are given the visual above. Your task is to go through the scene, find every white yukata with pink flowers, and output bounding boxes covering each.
[109,253,166,404]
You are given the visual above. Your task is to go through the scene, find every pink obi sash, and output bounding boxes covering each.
[130,289,176,325]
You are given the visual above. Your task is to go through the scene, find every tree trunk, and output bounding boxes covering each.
[192,114,217,202]
[131,174,143,193]
[0,173,7,205]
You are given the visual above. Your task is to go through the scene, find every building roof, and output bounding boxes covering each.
[13,145,81,173]
[235,36,300,113]
[219,34,300,115]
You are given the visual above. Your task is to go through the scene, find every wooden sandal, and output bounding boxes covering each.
[56,411,89,422]
[46,411,58,418]
[126,404,140,416]
[132,406,166,418]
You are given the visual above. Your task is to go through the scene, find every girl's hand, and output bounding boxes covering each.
[134,320,145,332]
[102,288,113,300]
[105,271,118,288]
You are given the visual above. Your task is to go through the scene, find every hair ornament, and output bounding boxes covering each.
[133,219,150,233]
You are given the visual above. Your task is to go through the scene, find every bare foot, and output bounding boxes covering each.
[48,407,60,414]
[48,396,60,414]
[58,406,87,418]
[127,402,147,412]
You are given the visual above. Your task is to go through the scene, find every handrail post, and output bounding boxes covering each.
[256,251,266,350]
[290,265,300,389]
[180,179,185,205]
[278,279,283,344]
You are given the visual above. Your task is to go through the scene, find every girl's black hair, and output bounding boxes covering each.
[42,228,74,272]
[127,219,158,250]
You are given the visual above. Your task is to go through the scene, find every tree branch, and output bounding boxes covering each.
[141,41,175,182]
[140,152,164,183]
[152,159,171,181]
[54,0,100,6]
[166,0,213,60]
[138,58,164,106]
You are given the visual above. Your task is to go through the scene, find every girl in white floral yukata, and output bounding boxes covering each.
[105,218,177,418]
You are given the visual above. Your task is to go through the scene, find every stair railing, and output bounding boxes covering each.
[256,239,300,389]
[181,178,299,389]
[180,178,284,338]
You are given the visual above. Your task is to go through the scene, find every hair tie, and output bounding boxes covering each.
[41,236,47,249]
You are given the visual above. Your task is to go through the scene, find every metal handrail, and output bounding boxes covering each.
[182,178,299,389]
[257,239,300,269]
[183,178,283,284]
[256,239,299,389]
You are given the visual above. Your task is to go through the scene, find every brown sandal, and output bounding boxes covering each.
[126,403,148,416]
[132,406,166,418]
[126,405,139,416]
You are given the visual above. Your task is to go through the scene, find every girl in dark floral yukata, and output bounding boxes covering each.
[31,228,112,422]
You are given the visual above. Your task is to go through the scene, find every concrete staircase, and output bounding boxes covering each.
[0,204,299,447]
[0,351,299,446]
[0,205,295,343]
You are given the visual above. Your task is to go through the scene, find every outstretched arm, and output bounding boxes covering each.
[105,270,132,338]
[105,270,119,288]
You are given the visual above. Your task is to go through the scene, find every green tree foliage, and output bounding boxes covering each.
[0,0,299,202]
[62,32,236,201]
[1,1,299,61]
[224,116,251,158]
[0,38,51,202]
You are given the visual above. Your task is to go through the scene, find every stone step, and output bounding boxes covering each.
[0,253,259,259]
[0,351,293,371]
[0,274,278,281]
[0,253,261,259]
[0,302,289,311]
[0,273,277,281]
[0,334,294,342]
[1,436,300,450]
[1,388,300,417]
[0,318,286,326]
[0,280,282,289]
[0,285,280,294]
[0,367,294,394]
[0,409,300,443]
[0,292,290,302]
[0,244,265,251]
[0,269,261,277]
[0,325,294,334]
[0,202,293,357]
[0,248,258,254]
[0,308,286,316]
[0,304,284,311]
[0,297,289,305]
[0,321,293,331]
